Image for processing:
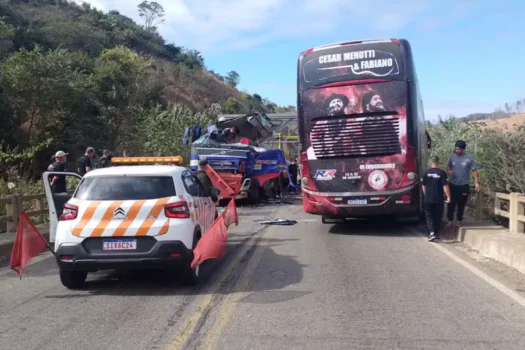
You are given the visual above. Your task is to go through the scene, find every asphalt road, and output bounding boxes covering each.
[2,197,525,350]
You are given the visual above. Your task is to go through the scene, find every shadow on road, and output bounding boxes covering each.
[327,217,422,237]
[42,236,306,299]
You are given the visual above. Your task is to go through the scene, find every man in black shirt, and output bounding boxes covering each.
[47,150,68,193]
[288,158,298,192]
[99,149,112,168]
[78,147,95,176]
[422,156,451,242]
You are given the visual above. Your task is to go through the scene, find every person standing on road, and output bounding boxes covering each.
[446,140,480,228]
[77,147,95,176]
[422,156,451,242]
[47,151,68,194]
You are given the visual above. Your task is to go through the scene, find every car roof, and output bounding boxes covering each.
[84,165,188,178]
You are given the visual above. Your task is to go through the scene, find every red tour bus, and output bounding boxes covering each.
[297,38,431,223]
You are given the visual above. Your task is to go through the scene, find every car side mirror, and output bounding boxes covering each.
[210,187,220,197]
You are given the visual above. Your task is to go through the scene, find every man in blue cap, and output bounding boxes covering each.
[446,140,480,228]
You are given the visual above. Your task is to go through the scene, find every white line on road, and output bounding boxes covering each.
[413,228,525,309]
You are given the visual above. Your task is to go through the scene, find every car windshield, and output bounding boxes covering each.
[74,176,176,201]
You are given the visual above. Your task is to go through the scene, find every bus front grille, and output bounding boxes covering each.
[310,116,401,158]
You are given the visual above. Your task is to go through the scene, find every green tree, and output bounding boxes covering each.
[0,19,14,58]
[137,1,165,32]
[93,46,155,151]
[139,103,219,159]
[222,96,244,114]
[0,46,95,146]
[225,70,240,88]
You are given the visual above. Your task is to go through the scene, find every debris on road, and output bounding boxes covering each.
[259,219,298,225]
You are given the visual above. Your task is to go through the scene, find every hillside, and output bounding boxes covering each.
[0,0,293,179]
[472,113,525,130]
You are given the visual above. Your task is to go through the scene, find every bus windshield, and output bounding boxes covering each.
[301,42,405,90]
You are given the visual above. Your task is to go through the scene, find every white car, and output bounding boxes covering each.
[43,160,219,289]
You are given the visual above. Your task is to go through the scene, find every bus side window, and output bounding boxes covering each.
[426,130,432,149]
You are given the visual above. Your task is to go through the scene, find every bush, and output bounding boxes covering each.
[428,118,525,223]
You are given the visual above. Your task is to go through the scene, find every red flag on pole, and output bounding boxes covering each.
[222,198,238,228]
[10,212,50,279]
[191,215,228,269]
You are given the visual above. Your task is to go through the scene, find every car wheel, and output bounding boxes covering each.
[182,232,201,286]
[59,270,87,289]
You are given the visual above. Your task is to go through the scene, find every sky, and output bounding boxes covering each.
[82,0,525,120]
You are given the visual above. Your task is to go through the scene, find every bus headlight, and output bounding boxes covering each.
[301,177,309,186]
[407,172,417,180]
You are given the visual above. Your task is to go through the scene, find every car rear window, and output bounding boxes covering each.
[74,176,176,201]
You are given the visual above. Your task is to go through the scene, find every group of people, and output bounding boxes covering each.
[422,140,479,242]
[47,147,114,193]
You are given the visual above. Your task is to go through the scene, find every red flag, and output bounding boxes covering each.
[10,212,50,279]
[191,216,227,269]
[222,198,238,228]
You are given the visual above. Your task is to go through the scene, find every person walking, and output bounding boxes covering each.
[422,156,451,242]
[47,151,68,194]
[446,140,480,228]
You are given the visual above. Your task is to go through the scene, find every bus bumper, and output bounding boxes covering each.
[301,186,419,218]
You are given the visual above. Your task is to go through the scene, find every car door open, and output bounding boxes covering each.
[42,171,82,244]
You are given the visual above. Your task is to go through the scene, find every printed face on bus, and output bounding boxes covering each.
[366,94,385,112]
[328,98,345,115]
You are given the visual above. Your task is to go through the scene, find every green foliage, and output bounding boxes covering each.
[225,70,240,88]
[0,0,291,192]
[139,103,220,160]
[137,1,165,32]
[428,117,525,198]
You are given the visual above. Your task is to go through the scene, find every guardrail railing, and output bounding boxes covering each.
[0,194,48,232]
[494,192,525,233]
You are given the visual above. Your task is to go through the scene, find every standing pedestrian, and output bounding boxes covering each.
[422,156,451,242]
[99,149,112,168]
[47,151,68,194]
[78,147,95,176]
[446,140,480,228]
[288,158,298,193]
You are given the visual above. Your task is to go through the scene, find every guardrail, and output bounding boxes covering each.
[494,192,525,233]
[0,194,48,232]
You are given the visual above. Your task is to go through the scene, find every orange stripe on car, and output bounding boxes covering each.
[136,197,172,236]
[158,219,170,235]
[112,200,147,237]
[72,201,101,237]
[89,201,125,237]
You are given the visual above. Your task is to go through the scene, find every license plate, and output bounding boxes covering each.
[103,239,137,251]
[348,198,367,205]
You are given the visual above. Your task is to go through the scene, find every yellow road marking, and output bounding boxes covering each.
[198,227,273,350]
[165,208,281,350]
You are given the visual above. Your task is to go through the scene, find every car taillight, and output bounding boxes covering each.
[300,152,318,191]
[239,161,246,173]
[164,202,190,219]
[59,203,78,221]
[399,145,418,189]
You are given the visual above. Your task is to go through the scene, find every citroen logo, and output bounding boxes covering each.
[113,207,127,219]
[114,207,126,216]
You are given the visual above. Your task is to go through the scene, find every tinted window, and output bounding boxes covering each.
[74,176,176,200]
[300,42,405,90]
